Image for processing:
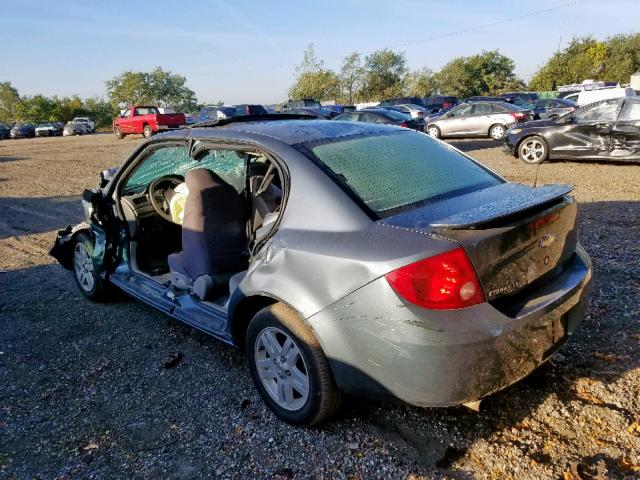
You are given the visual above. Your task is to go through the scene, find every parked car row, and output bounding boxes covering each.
[0,117,97,140]
[108,93,640,166]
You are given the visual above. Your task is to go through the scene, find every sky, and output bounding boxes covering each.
[1,0,638,105]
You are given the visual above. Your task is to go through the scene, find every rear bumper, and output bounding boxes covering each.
[156,124,185,130]
[307,247,591,406]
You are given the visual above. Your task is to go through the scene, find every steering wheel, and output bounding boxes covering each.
[148,175,184,223]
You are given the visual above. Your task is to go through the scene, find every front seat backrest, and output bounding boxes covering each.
[179,168,248,278]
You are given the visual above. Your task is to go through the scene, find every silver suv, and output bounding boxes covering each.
[426,101,532,140]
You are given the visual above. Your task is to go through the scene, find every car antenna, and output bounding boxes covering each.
[533,162,541,188]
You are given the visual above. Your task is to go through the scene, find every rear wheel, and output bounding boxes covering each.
[114,126,124,139]
[518,136,548,164]
[426,125,440,139]
[72,231,110,301]
[143,125,153,138]
[489,124,506,140]
[246,303,342,425]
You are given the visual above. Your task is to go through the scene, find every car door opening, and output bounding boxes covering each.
[117,145,284,305]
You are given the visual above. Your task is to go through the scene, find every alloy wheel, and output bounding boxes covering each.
[521,139,546,163]
[254,327,310,411]
[427,126,439,138]
[73,242,95,292]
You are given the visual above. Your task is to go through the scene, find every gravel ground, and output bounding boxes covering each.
[0,134,638,480]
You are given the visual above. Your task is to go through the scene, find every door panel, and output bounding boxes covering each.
[549,99,622,159]
[438,104,473,136]
[466,103,493,135]
[611,100,640,160]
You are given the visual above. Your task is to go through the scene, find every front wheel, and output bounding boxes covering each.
[426,125,440,139]
[246,303,342,425]
[143,125,154,138]
[518,136,548,164]
[72,231,110,301]
[114,127,124,139]
[489,124,506,140]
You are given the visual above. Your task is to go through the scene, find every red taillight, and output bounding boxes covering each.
[510,112,527,120]
[385,248,485,310]
[400,122,409,128]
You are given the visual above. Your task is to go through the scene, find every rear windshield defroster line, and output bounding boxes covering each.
[293,130,502,219]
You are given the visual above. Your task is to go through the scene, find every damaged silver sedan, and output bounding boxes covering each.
[51,116,592,425]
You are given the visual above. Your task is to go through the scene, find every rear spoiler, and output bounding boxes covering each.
[430,184,573,230]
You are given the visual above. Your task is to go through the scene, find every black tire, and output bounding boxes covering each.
[518,135,548,164]
[246,303,342,425]
[489,123,506,140]
[71,231,111,302]
[426,125,440,139]
[114,126,124,139]
[143,124,153,138]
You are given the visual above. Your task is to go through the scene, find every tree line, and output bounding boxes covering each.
[1,33,638,126]
[289,32,640,103]
[0,67,197,128]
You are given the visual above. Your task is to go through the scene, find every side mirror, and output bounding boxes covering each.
[100,167,117,188]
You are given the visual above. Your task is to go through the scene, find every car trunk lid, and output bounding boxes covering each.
[380,183,578,301]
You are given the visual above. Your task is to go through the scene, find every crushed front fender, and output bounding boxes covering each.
[49,223,90,270]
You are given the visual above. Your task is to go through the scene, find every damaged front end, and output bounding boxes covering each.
[49,223,91,270]
[50,169,116,271]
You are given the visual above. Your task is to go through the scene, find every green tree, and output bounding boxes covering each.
[288,44,340,101]
[602,33,640,83]
[105,67,197,111]
[433,50,523,97]
[49,95,85,123]
[14,94,56,122]
[83,97,118,128]
[0,81,21,122]
[406,67,438,97]
[359,49,408,101]
[338,52,364,104]
[530,34,640,90]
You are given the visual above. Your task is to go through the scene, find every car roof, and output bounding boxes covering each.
[188,118,397,145]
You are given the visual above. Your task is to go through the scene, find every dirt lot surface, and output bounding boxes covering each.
[1,133,638,479]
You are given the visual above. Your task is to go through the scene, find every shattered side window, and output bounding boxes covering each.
[620,101,640,121]
[124,146,246,192]
[307,131,501,216]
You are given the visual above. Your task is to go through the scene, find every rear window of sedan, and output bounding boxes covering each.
[302,131,501,217]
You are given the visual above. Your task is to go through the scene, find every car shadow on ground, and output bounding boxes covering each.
[0,196,82,240]
[1,201,637,478]
[0,154,29,163]
[446,139,501,153]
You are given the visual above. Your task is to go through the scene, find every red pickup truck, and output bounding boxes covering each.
[113,106,186,139]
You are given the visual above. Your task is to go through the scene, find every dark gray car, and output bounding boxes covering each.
[51,117,591,425]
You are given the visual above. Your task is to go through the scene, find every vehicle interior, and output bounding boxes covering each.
[117,143,283,304]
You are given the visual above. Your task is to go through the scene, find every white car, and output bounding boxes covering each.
[390,104,429,119]
[72,117,95,133]
[576,87,636,106]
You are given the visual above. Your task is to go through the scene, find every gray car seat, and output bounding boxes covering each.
[168,168,248,299]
